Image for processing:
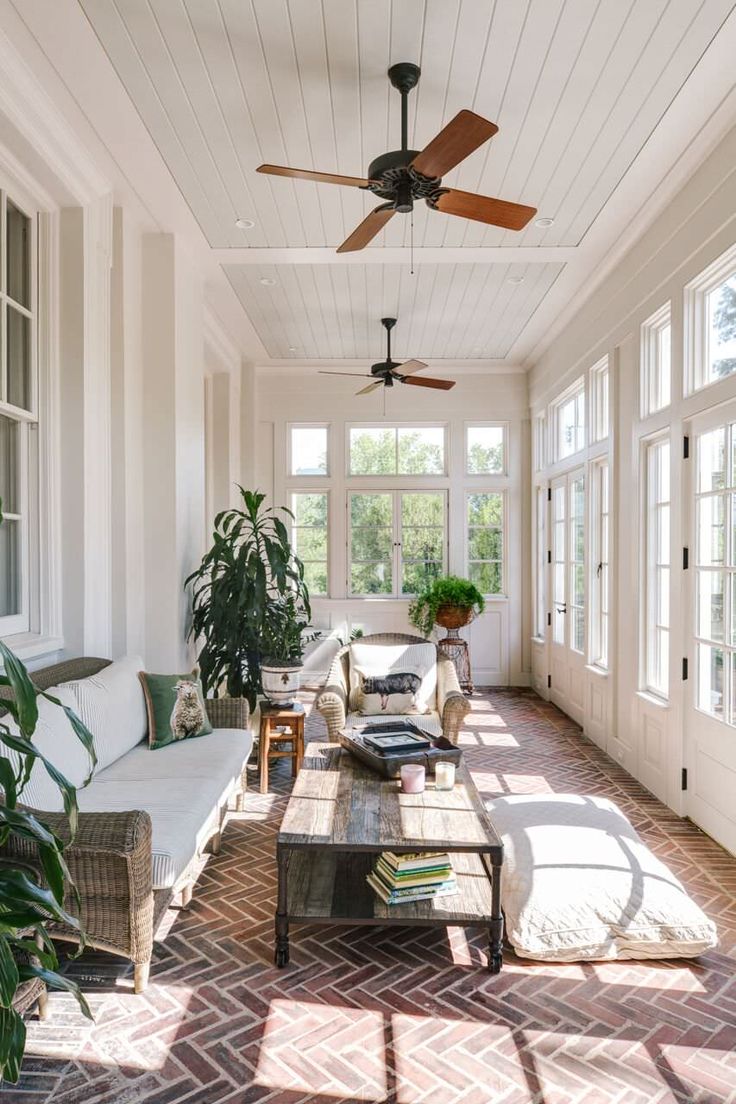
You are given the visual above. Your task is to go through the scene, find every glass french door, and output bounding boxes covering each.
[549,469,586,723]
[685,404,736,854]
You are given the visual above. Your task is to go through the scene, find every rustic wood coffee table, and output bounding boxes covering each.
[275,740,504,972]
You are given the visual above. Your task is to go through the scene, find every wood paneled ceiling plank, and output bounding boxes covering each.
[452,263,514,357]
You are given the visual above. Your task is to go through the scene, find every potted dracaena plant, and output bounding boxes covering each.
[0,500,95,1084]
[408,575,486,638]
[186,488,316,711]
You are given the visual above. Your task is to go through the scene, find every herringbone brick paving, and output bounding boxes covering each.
[4,689,736,1104]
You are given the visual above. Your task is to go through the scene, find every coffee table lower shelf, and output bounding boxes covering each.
[275,848,503,973]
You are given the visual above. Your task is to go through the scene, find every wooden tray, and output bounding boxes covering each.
[338,728,462,778]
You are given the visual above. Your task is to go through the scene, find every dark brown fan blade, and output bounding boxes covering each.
[411,110,498,179]
[357,381,383,396]
[434,189,536,230]
[337,206,395,253]
[257,164,374,188]
[402,375,456,391]
[318,371,374,378]
[396,359,428,376]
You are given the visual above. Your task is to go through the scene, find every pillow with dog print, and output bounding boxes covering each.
[348,641,436,716]
[139,671,213,750]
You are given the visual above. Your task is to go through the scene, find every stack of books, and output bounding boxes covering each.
[367,851,457,905]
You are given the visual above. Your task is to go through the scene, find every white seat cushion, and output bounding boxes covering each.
[6,686,95,811]
[346,711,443,738]
[348,641,437,715]
[487,793,718,961]
[64,656,148,772]
[77,727,253,889]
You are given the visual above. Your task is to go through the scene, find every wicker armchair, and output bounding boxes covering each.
[0,658,250,994]
[314,632,470,742]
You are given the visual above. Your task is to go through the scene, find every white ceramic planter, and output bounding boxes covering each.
[261,663,302,706]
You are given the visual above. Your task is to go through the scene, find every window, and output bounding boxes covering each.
[290,492,328,596]
[1,188,35,637]
[534,486,546,637]
[552,482,565,644]
[590,356,609,442]
[685,248,736,394]
[553,382,585,460]
[569,475,585,652]
[644,437,670,697]
[348,490,446,596]
[591,460,609,667]
[466,424,505,474]
[466,493,504,595]
[641,304,671,416]
[290,425,328,476]
[348,425,445,475]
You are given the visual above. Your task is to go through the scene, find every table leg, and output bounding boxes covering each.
[488,858,503,974]
[274,843,290,967]
[259,726,269,794]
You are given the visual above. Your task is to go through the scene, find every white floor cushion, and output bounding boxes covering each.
[487,793,718,961]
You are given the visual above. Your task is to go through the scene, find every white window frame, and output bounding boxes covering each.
[465,490,506,597]
[642,433,670,699]
[590,458,610,668]
[533,413,546,472]
[346,422,448,478]
[0,179,39,639]
[347,489,448,598]
[640,303,672,416]
[289,489,329,598]
[590,355,609,443]
[551,377,586,462]
[288,422,330,478]
[684,243,736,396]
[464,422,507,476]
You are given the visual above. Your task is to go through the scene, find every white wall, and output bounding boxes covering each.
[256,367,530,686]
[529,119,736,819]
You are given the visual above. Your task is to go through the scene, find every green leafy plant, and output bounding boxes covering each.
[408,575,486,637]
[261,590,318,666]
[185,488,313,708]
[0,504,96,1083]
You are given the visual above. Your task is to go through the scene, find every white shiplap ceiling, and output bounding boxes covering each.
[79,0,736,363]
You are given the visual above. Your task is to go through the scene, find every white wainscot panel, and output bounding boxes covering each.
[635,697,670,805]
[464,604,507,686]
[531,639,548,699]
[585,670,609,751]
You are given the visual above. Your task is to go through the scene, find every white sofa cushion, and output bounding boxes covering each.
[349,641,437,715]
[77,727,253,889]
[487,793,718,961]
[5,686,94,811]
[64,656,147,773]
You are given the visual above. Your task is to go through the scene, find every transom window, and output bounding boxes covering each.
[686,247,736,394]
[348,490,446,597]
[590,356,609,443]
[348,425,445,476]
[706,275,736,383]
[466,424,505,474]
[466,493,504,595]
[290,425,328,476]
[290,492,328,596]
[553,382,585,461]
[641,304,671,416]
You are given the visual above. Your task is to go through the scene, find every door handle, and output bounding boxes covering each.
[555,603,567,614]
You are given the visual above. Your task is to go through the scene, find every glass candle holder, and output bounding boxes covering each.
[434,761,456,790]
[400,763,426,794]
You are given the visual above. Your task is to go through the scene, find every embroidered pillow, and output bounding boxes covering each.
[139,671,213,750]
[349,642,437,715]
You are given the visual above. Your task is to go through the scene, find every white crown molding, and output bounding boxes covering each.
[0,19,110,204]
[215,246,576,267]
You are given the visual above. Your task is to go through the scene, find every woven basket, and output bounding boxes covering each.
[435,604,473,631]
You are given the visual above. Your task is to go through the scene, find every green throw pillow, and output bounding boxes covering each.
[139,671,213,750]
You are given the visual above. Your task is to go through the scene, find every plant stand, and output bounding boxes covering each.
[437,628,473,694]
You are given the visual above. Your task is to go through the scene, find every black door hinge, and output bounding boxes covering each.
[682,657,689,681]
[547,550,552,564]
[683,547,689,570]
[547,487,552,501]
[681,767,688,791]
[547,611,551,627]
[683,435,690,459]
[547,675,552,689]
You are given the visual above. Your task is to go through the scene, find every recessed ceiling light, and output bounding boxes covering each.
[259,277,277,286]
[235,217,255,229]
[288,346,298,352]
[534,217,555,228]
[507,275,525,285]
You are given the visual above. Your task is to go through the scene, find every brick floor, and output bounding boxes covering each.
[6,689,736,1104]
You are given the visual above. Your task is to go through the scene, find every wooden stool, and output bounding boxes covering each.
[259,702,305,794]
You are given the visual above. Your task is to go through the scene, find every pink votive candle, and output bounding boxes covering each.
[400,763,426,794]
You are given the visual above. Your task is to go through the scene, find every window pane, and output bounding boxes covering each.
[698,427,726,492]
[303,562,327,595]
[350,493,392,527]
[401,492,444,527]
[697,495,725,566]
[707,274,736,382]
[0,415,18,514]
[558,390,585,458]
[349,427,396,474]
[290,427,327,476]
[7,307,31,411]
[657,566,670,630]
[6,200,31,308]
[352,527,392,560]
[351,561,392,595]
[468,492,502,526]
[402,561,441,595]
[573,563,585,606]
[658,324,671,408]
[402,526,444,560]
[294,526,327,560]
[573,607,585,652]
[398,427,444,474]
[698,571,724,642]
[469,561,501,594]
[467,425,504,474]
[0,518,20,616]
[293,492,327,527]
[698,642,724,718]
[468,527,502,560]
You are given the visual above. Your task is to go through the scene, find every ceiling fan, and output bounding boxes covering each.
[319,317,455,396]
[257,62,537,252]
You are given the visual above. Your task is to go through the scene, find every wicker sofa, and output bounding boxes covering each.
[0,656,252,994]
[314,632,470,741]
